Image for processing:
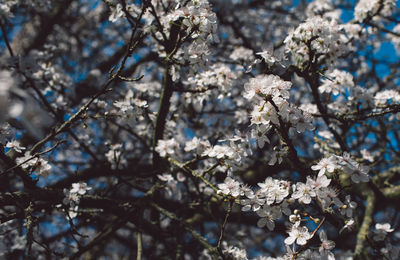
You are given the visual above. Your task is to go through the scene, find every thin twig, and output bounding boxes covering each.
[217,200,233,259]
[0,19,15,57]
[151,202,220,258]
[292,216,326,259]
[168,158,220,195]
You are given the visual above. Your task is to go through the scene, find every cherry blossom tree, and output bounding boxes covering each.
[1,0,400,259]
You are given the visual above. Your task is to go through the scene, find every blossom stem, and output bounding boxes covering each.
[293,216,326,259]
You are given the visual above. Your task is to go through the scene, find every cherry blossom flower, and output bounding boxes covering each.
[337,195,357,218]
[258,177,289,205]
[230,46,254,62]
[284,224,312,246]
[360,149,375,162]
[184,136,211,155]
[240,190,265,212]
[158,173,185,199]
[251,124,271,149]
[341,162,369,183]
[307,175,331,190]
[292,182,316,204]
[217,177,241,197]
[109,3,123,22]
[256,205,278,231]
[185,63,237,96]
[265,185,289,205]
[105,144,127,170]
[113,89,135,115]
[70,182,92,195]
[283,245,296,259]
[298,249,320,260]
[311,156,338,177]
[293,112,315,133]
[68,205,79,219]
[289,213,301,225]
[63,182,91,219]
[155,139,179,157]
[317,186,341,210]
[256,50,277,66]
[0,0,17,18]
[6,140,26,153]
[373,223,394,241]
[339,218,355,234]
[319,230,335,258]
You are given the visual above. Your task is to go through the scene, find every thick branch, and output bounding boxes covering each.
[354,192,375,259]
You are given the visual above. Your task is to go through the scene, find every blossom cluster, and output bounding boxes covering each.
[2,0,400,258]
[185,63,238,97]
[312,152,370,183]
[319,69,354,95]
[244,74,314,157]
[146,0,218,79]
[107,1,139,23]
[0,0,17,18]
[354,0,396,22]
[216,174,343,258]
[15,151,51,177]
[113,89,148,118]
[284,16,346,65]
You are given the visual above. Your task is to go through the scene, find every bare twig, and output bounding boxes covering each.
[217,200,233,259]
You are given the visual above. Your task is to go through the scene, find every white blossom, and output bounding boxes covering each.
[374,223,394,241]
[339,218,355,234]
[109,3,123,22]
[337,195,357,218]
[155,139,179,158]
[256,205,279,231]
[217,177,241,197]
[284,224,312,246]
[319,230,335,258]
[292,182,316,204]
[70,182,92,195]
[354,0,395,22]
[311,156,338,177]
[6,140,25,153]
